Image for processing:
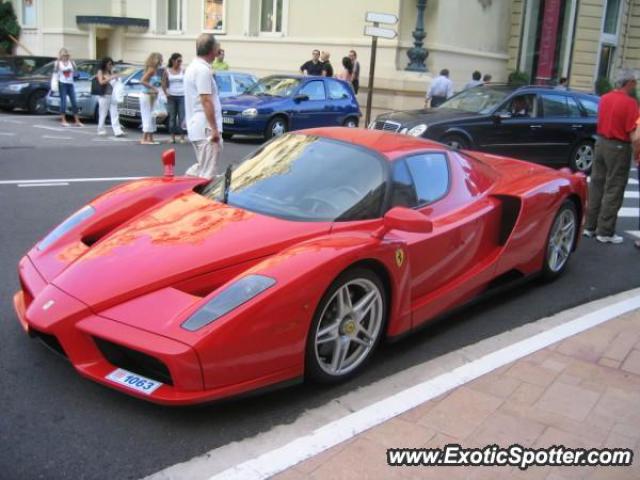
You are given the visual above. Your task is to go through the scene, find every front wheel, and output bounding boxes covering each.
[542,200,577,280]
[569,140,594,173]
[222,132,233,141]
[442,134,469,150]
[343,117,359,128]
[305,268,387,383]
[264,116,288,140]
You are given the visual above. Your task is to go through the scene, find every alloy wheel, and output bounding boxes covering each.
[546,207,576,273]
[573,144,594,172]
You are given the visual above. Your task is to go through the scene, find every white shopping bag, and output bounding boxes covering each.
[113,79,125,103]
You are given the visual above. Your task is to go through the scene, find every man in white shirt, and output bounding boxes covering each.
[185,33,223,178]
[426,68,454,108]
[463,70,483,90]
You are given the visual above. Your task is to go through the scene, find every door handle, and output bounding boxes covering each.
[530,125,542,129]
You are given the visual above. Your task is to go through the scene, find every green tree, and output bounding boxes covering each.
[0,1,21,55]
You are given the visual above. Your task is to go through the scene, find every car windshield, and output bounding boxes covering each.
[439,87,512,114]
[198,134,387,222]
[246,77,301,97]
[33,61,55,76]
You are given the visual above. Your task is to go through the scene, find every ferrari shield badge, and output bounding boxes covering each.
[395,248,405,268]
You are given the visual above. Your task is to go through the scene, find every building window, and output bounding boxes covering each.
[260,0,284,33]
[603,0,621,35]
[168,0,183,31]
[21,0,37,27]
[597,44,616,79]
[204,0,224,31]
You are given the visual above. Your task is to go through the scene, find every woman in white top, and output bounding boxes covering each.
[140,52,163,145]
[162,53,186,144]
[95,57,124,137]
[55,48,83,127]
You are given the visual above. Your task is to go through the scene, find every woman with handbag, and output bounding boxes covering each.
[54,48,83,127]
[140,52,163,145]
[162,52,187,144]
[94,57,124,137]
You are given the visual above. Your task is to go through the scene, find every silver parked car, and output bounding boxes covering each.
[46,63,138,121]
[118,70,257,125]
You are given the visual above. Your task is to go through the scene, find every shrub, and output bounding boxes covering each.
[0,1,21,55]
[595,77,613,96]
[508,71,530,86]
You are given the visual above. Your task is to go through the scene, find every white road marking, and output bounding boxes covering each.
[34,125,68,132]
[0,118,24,124]
[587,177,638,185]
[618,207,637,218]
[203,294,640,480]
[18,182,69,187]
[627,230,640,238]
[41,135,72,140]
[626,191,639,199]
[0,132,16,136]
[0,176,146,185]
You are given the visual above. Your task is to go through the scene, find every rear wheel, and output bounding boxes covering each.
[442,134,469,150]
[569,140,594,173]
[305,267,387,383]
[542,200,577,280]
[264,116,288,140]
[28,90,47,114]
[222,132,233,140]
[0,105,13,112]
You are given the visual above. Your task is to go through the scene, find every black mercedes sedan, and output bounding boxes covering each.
[370,85,600,173]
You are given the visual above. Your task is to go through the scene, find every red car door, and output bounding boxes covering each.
[390,152,502,327]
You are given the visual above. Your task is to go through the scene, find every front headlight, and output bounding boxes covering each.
[408,124,428,137]
[181,274,276,331]
[38,205,96,251]
[8,83,29,92]
[242,108,258,117]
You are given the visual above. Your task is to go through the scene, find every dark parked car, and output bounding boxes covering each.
[370,85,600,173]
[0,59,97,114]
[220,75,361,140]
[0,55,55,81]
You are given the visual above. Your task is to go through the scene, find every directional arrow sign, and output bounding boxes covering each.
[366,12,399,25]
[364,25,397,39]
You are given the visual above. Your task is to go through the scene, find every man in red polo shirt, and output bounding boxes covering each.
[584,70,638,244]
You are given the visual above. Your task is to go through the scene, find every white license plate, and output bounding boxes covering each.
[106,368,162,395]
[223,116,234,125]
[121,109,138,117]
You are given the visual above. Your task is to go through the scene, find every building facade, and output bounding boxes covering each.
[9,0,640,113]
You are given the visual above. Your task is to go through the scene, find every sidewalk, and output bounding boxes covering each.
[273,309,640,480]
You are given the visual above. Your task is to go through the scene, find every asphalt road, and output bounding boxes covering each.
[1,113,639,480]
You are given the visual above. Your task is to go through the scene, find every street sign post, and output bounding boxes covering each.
[363,12,398,127]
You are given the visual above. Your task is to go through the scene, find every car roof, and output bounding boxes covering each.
[300,127,446,160]
[481,83,600,99]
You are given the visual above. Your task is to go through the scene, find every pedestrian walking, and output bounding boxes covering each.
[584,69,639,244]
[321,51,333,77]
[55,48,83,127]
[336,56,353,83]
[140,52,163,145]
[184,33,223,179]
[426,69,454,108]
[349,50,360,94]
[212,48,229,71]
[300,49,323,76]
[94,57,124,137]
[162,53,186,144]
[464,71,482,90]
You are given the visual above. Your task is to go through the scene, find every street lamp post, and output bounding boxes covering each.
[406,0,428,72]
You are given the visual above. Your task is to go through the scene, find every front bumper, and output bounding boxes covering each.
[14,255,290,405]
[221,115,268,135]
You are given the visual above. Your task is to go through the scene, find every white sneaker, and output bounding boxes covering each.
[583,229,595,238]
[596,234,624,244]
[114,132,126,137]
[97,129,107,136]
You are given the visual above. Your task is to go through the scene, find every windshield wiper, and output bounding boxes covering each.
[223,165,232,204]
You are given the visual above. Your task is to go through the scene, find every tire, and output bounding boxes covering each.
[264,116,288,140]
[222,132,233,140]
[28,90,47,114]
[541,200,578,281]
[305,267,387,383]
[343,117,359,128]
[0,106,13,112]
[441,134,469,150]
[569,140,594,174]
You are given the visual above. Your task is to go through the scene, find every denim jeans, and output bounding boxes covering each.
[59,82,78,115]
[167,95,185,135]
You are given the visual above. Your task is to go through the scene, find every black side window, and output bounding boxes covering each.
[405,153,449,205]
[541,94,578,118]
[578,98,599,117]
[391,160,418,208]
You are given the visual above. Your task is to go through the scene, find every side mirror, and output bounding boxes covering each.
[374,207,433,238]
[294,94,309,103]
[162,149,175,178]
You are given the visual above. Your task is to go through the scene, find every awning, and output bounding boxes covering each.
[76,16,149,29]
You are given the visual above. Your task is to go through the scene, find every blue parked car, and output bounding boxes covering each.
[220,75,361,140]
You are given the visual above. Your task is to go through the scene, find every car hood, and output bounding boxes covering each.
[49,192,330,310]
[376,108,486,128]
[221,94,288,111]
[0,75,49,87]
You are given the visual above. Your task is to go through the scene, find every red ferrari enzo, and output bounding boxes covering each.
[14,128,587,405]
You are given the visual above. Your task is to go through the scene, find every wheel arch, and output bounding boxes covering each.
[565,193,583,251]
[440,128,474,147]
